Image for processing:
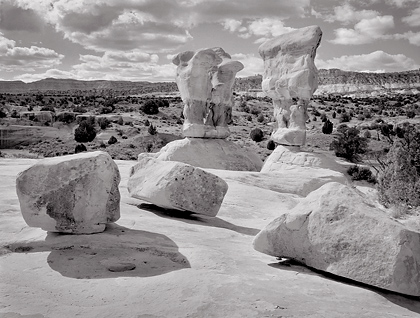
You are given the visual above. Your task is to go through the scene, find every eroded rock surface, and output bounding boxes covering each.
[253,182,420,296]
[172,47,243,138]
[259,25,322,146]
[15,151,120,234]
[128,157,228,217]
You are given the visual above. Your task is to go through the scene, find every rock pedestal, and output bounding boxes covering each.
[259,25,322,146]
[16,151,121,234]
[128,157,228,217]
[172,47,243,139]
[253,182,420,296]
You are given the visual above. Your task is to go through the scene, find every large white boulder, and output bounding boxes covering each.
[16,151,120,234]
[141,138,263,172]
[253,182,420,296]
[128,157,228,217]
[259,25,322,146]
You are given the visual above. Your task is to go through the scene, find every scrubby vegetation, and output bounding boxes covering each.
[329,125,368,162]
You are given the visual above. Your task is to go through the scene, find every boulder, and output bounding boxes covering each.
[140,138,263,172]
[253,182,420,296]
[128,157,228,217]
[16,151,120,234]
[259,25,322,146]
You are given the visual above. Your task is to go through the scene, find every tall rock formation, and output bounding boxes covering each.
[259,25,322,146]
[172,47,243,138]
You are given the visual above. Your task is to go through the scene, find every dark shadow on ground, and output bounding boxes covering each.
[4,223,190,279]
[136,203,260,236]
[268,259,420,314]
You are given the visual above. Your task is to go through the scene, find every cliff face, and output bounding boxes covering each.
[1,69,419,95]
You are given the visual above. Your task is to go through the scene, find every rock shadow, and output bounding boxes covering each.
[136,203,260,236]
[268,259,420,314]
[5,224,190,279]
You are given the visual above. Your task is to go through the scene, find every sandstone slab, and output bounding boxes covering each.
[253,182,420,296]
[142,137,263,172]
[128,157,228,217]
[16,151,120,234]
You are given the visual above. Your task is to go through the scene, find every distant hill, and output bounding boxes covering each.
[1,69,419,95]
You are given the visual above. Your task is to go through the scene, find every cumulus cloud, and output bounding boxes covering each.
[402,6,420,27]
[0,33,63,71]
[315,51,420,72]
[331,15,395,45]
[0,1,44,32]
[394,31,420,46]
[231,53,264,77]
[324,3,378,24]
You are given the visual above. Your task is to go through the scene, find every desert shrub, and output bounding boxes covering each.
[246,115,252,121]
[141,99,159,115]
[312,116,317,121]
[74,117,96,143]
[329,125,368,162]
[117,117,124,125]
[250,128,264,142]
[144,119,150,126]
[267,140,276,150]
[339,112,351,123]
[0,108,7,118]
[157,99,169,108]
[176,118,183,125]
[148,124,157,135]
[257,113,265,123]
[108,136,118,145]
[320,112,327,122]
[322,119,333,134]
[363,130,371,138]
[377,123,420,208]
[332,111,336,119]
[56,112,76,124]
[347,165,376,183]
[40,105,55,113]
[11,110,19,118]
[406,109,416,119]
[97,117,110,130]
[74,143,87,153]
[239,101,250,113]
[250,107,261,116]
[73,105,87,113]
[357,114,365,121]
[99,141,107,148]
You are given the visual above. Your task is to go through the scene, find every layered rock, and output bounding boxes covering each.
[172,47,243,138]
[259,25,322,146]
[16,151,120,234]
[128,157,228,217]
[140,138,263,172]
[253,182,420,296]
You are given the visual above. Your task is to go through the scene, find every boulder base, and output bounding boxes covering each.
[16,151,120,234]
[128,157,228,217]
[142,138,263,172]
[253,182,420,296]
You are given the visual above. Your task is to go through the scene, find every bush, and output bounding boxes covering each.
[363,130,371,139]
[257,113,265,123]
[377,123,420,208]
[148,124,157,135]
[74,117,96,143]
[40,105,55,113]
[117,117,124,125]
[329,125,368,162]
[267,140,276,150]
[322,119,333,134]
[108,136,118,145]
[97,117,110,130]
[0,108,7,118]
[347,165,376,183]
[250,128,264,142]
[407,109,416,119]
[75,143,87,153]
[141,99,159,115]
[320,112,327,122]
[144,119,150,126]
[332,111,336,119]
[339,112,351,123]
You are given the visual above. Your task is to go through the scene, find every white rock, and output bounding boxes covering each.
[140,138,263,172]
[16,151,120,234]
[128,157,228,217]
[259,26,322,146]
[253,182,420,296]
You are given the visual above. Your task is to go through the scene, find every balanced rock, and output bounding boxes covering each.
[253,182,420,296]
[128,157,228,217]
[16,151,120,234]
[140,138,263,172]
[259,25,322,146]
[172,47,243,139]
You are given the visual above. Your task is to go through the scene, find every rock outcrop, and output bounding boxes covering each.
[172,47,243,138]
[128,157,228,217]
[259,26,322,146]
[15,151,120,234]
[140,138,263,172]
[253,182,420,296]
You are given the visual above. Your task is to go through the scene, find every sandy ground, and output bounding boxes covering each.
[1,158,420,318]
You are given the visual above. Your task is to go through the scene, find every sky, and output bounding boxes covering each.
[0,0,419,83]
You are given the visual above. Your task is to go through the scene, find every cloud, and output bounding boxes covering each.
[402,6,420,27]
[0,1,44,32]
[324,3,378,24]
[0,33,63,71]
[394,31,420,46]
[315,51,420,72]
[331,15,395,45]
[231,53,264,77]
